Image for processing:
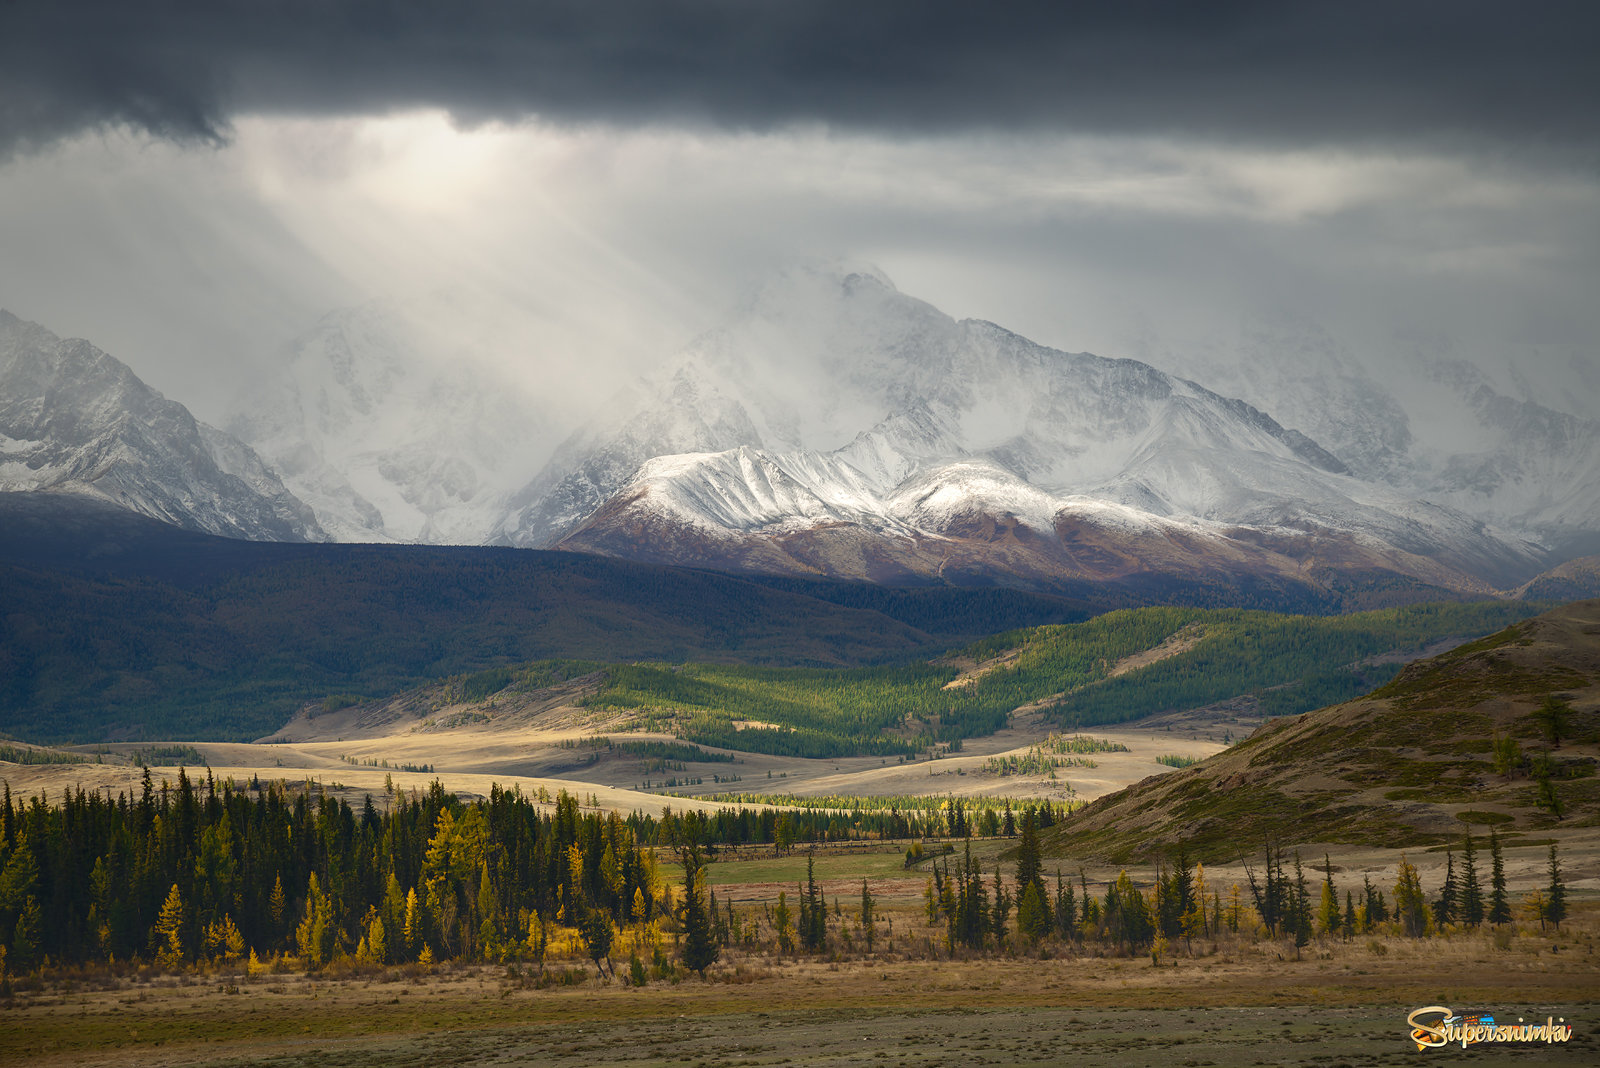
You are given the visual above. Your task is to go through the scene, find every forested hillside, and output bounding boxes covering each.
[564,601,1542,757]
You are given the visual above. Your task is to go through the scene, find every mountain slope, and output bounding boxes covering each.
[0,494,1090,743]
[1139,316,1600,554]
[1041,599,1600,863]
[0,310,322,541]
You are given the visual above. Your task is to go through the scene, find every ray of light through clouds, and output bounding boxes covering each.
[0,1,1597,443]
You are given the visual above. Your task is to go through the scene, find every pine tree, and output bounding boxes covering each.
[989,865,1012,950]
[1545,844,1567,931]
[1290,853,1312,958]
[1107,871,1153,950]
[0,841,43,970]
[860,879,876,952]
[1488,827,1511,926]
[1017,881,1048,945]
[1363,874,1389,925]
[580,904,614,977]
[679,846,718,976]
[800,854,826,952]
[1154,861,1180,941]
[1015,808,1043,902]
[1317,856,1341,937]
[1342,891,1357,940]
[1053,870,1076,940]
[1459,834,1484,927]
[773,890,795,954]
[1433,851,1457,927]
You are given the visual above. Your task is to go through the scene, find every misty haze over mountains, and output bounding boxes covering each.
[3,263,1595,602]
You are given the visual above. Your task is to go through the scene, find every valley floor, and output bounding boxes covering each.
[7,932,1599,1067]
[6,706,1227,817]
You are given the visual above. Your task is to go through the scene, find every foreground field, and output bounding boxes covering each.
[7,932,1598,1067]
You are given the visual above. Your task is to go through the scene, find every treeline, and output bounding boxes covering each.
[917,824,1571,959]
[0,775,1073,972]
[0,746,89,766]
[0,773,682,972]
[699,793,1073,843]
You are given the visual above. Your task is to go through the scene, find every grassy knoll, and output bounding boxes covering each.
[1045,600,1600,863]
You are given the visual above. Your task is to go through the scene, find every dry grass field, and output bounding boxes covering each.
[5,913,1598,1067]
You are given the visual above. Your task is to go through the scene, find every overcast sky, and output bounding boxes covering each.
[1,1,1597,425]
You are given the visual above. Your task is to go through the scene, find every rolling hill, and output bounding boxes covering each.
[1041,599,1600,863]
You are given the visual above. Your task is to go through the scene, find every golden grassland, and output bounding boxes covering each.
[5,900,1599,1067]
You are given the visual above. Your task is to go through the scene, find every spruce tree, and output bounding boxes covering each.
[1433,851,1457,926]
[1488,827,1511,925]
[1317,855,1341,936]
[1460,834,1484,927]
[860,879,876,952]
[679,845,719,976]
[773,890,795,954]
[1545,844,1568,930]
[1015,808,1044,901]
[989,865,1012,949]
[800,854,826,952]
[580,904,614,977]
[1291,853,1312,957]
[1017,881,1048,945]
[1053,870,1076,940]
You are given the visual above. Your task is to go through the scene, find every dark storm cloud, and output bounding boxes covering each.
[3,0,1598,157]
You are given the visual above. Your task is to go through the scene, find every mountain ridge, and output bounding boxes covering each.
[0,309,323,542]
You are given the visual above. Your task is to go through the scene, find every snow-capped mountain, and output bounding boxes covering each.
[1137,316,1600,559]
[502,265,1540,597]
[1418,359,1600,556]
[0,310,323,542]
[29,260,1576,602]
[226,302,551,544]
[1127,315,1419,484]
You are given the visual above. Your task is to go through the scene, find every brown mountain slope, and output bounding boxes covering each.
[1042,599,1600,864]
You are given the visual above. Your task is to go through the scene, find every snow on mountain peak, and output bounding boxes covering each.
[0,310,323,542]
